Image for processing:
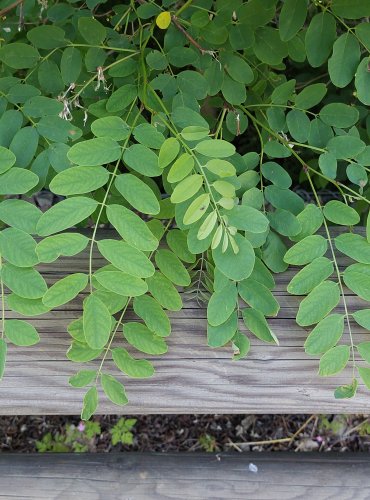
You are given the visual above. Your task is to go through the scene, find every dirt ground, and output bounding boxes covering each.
[0,414,369,453]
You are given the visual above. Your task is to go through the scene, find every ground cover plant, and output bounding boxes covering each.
[0,0,370,418]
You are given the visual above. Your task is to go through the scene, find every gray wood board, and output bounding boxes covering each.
[0,453,369,499]
[1,228,370,414]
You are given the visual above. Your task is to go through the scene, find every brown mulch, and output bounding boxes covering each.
[0,414,369,453]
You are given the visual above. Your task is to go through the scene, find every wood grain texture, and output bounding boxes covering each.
[2,228,370,414]
[0,453,369,499]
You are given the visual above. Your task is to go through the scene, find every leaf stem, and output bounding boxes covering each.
[94,218,174,383]
[88,101,140,291]
[305,171,356,378]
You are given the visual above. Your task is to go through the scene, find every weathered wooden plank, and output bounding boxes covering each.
[0,228,369,414]
[0,453,368,499]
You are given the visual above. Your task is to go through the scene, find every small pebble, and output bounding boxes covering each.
[249,463,258,473]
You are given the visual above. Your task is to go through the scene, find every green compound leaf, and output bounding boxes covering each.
[232,332,251,361]
[195,139,235,158]
[318,345,350,377]
[60,47,82,85]
[250,258,275,290]
[36,233,89,263]
[207,312,238,348]
[343,263,370,301]
[115,174,160,215]
[133,295,170,337]
[331,0,370,19]
[207,281,237,327]
[223,53,254,84]
[94,270,148,297]
[264,186,304,215]
[146,272,182,311]
[291,204,324,242]
[334,379,358,399]
[183,194,211,225]
[112,348,155,378]
[67,318,85,342]
[287,257,334,295]
[213,234,255,281]
[305,13,336,68]
[69,370,96,388]
[158,137,180,169]
[4,319,40,346]
[0,168,38,195]
[284,235,328,265]
[67,341,103,363]
[170,174,203,204]
[262,161,292,189]
[335,233,370,264]
[238,279,280,317]
[328,33,360,88]
[42,273,88,309]
[253,26,288,66]
[106,84,137,112]
[304,314,344,355]
[357,342,370,364]
[0,43,39,69]
[0,228,38,267]
[352,310,370,330]
[166,230,196,264]
[323,201,360,226]
[154,249,191,287]
[346,163,367,187]
[97,239,155,278]
[124,323,167,355]
[6,295,49,317]
[209,161,237,182]
[168,153,195,183]
[49,166,109,196]
[262,231,289,273]
[91,116,130,141]
[327,136,365,160]
[101,374,128,406]
[67,138,121,166]
[318,152,337,179]
[27,25,66,49]
[81,387,98,421]
[226,205,269,233]
[133,123,165,149]
[106,205,158,252]
[78,16,106,44]
[1,263,47,299]
[279,0,307,42]
[83,294,112,350]
[36,197,99,237]
[358,368,370,390]
[123,144,161,177]
[319,103,359,128]
[295,83,327,110]
[242,308,278,344]
[0,146,16,174]
[358,367,370,396]
[296,281,340,327]
[23,96,63,117]
[268,209,301,237]
[355,57,370,105]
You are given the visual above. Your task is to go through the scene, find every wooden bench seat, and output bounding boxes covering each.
[2,228,370,414]
[0,452,369,499]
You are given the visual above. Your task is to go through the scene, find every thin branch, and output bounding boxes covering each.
[0,0,23,17]
[171,15,213,55]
